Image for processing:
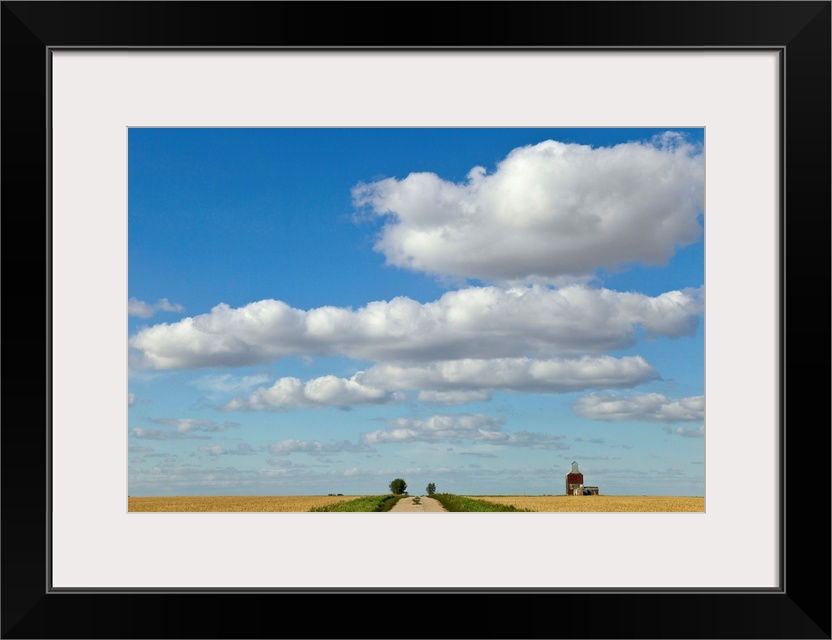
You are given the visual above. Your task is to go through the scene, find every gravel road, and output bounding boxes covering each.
[388,496,448,512]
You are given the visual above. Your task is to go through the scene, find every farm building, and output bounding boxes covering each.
[565,461,599,495]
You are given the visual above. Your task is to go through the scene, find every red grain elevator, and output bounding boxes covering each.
[565,461,584,495]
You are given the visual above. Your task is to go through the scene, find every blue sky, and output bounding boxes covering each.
[128,128,704,498]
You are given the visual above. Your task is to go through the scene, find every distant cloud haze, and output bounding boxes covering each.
[663,425,705,438]
[128,297,185,318]
[361,414,569,449]
[573,393,705,422]
[267,439,375,456]
[198,443,256,456]
[152,418,240,433]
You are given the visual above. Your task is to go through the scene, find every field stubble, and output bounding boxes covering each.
[128,495,358,512]
[470,495,704,512]
[128,494,703,512]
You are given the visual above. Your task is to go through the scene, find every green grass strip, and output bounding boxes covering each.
[430,493,532,512]
[309,494,405,512]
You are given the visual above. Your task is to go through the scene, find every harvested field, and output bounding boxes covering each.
[466,495,704,512]
[128,494,704,513]
[128,495,360,512]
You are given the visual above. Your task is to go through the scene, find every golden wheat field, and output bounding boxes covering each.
[128,495,359,512]
[469,495,704,512]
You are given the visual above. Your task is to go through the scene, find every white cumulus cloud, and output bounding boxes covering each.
[361,355,658,398]
[129,284,702,370]
[221,356,656,410]
[190,373,273,394]
[222,375,402,411]
[573,393,705,422]
[352,133,703,281]
[361,414,567,449]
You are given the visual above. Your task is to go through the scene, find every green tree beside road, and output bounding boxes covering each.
[389,478,407,495]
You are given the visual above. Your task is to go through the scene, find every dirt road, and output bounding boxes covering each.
[388,496,447,512]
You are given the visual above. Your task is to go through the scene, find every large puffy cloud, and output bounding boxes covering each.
[573,393,704,422]
[222,376,402,411]
[222,356,656,410]
[129,299,307,369]
[352,133,703,281]
[130,284,702,370]
[361,414,568,449]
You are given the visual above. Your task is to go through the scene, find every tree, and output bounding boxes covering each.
[426,482,436,496]
[389,478,407,495]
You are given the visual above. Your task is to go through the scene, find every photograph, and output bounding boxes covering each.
[2,0,828,637]
[127,127,705,514]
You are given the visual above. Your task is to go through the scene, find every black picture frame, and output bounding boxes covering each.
[2,2,829,638]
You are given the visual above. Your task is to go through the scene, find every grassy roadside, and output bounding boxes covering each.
[430,493,532,512]
[309,494,406,512]
[308,492,531,512]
